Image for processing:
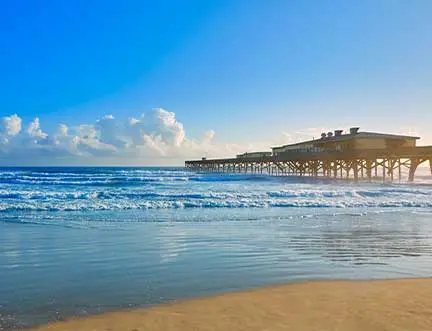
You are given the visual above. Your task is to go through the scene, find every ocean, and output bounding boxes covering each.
[1,167,432,329]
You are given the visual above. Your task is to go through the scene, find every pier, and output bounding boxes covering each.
[185,128,432,182]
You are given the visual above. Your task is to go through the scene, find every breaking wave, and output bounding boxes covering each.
[0,167,431,214]
[1,199,432,212]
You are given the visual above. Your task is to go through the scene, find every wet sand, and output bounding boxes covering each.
[34,278,432,331]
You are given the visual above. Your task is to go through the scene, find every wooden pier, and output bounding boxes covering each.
[185,146,432,182]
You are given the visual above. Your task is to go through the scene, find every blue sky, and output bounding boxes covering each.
[0,0,431,164]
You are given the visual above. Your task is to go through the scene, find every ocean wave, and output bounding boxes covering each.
[0,189,259,201]
[1,198,432,212]
[0,176,190,186]
[189,174,271,182]
[0,167,431,213]
[267,190,350,198]
[0,186,431,202]
[0,168,192,186]
[267,187,432,199]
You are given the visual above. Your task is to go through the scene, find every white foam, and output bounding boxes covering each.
[0,168,431,212]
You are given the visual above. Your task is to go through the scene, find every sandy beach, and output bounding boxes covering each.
[34,278,432,331]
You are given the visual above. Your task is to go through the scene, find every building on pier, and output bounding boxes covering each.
[272,127,419,156]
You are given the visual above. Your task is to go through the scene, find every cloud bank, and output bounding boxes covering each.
[0,109,426,166]
[0,109,257,165]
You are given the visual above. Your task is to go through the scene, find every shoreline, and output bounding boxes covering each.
[33,278,432,331]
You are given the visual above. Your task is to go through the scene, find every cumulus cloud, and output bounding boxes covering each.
[152,108,185,147]
[0,109,244,165]
[0,114,22,144]
[27,118,48,138]
[56,124,69,137]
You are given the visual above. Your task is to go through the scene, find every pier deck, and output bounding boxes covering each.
[185,146,432,182]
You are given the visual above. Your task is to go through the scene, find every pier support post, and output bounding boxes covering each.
[398,159,402,182]
[366,160,372,181]
[353,160,359,181]
[430,159,432,176]
[389,159,394,182]
[408,158,419,182]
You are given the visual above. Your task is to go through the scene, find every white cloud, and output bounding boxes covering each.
[96,114,127,149]
[0,114,22,144]
[202,130,215,145]
[27,117,48,139]
[152,108,185,147]
[56,124,69,137]
[0,109,244,165]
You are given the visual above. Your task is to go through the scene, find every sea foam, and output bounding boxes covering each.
[0,167,431,213]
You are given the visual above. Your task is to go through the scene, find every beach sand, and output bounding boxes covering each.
[34,278,432,331]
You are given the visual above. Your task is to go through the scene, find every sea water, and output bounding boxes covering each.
[1,167,432,328]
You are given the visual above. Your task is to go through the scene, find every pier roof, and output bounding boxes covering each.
[272,131,420,150]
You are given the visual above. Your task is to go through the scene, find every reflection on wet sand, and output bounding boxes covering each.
[291,224,432,265]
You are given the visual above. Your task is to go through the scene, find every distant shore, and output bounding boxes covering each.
[34,278,432,331]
